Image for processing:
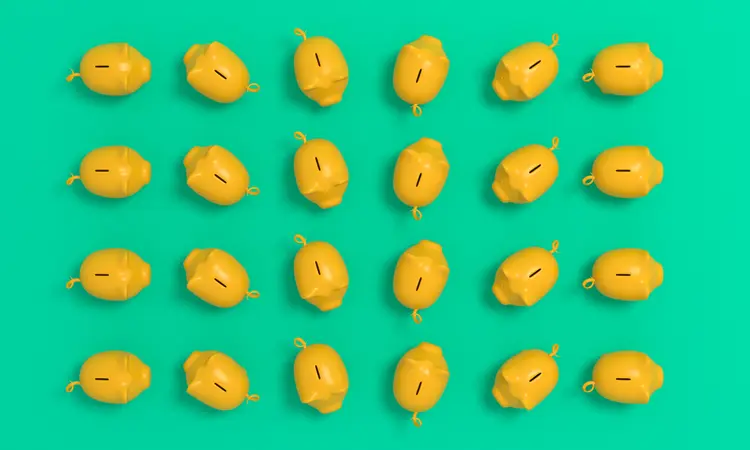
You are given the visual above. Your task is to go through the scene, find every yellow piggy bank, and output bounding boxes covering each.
[183,42,260,103]
[66,43,151,96]
[66,248,151,301]
[583,43,663,96]
[183,248,260,309]
[492,34,559,102]
[183,350,260,411]
[393,240,449,323]
[393,342,449,427]
[583,351,663,404]
[67,146,151,199]
[184,145,260,206]
[293,235,349,312]
[492,345,560,410]
[66,351,151,404]
[492,240,559,307]
[293,29,348,107]
[492,137,560,204]
[583,146,663,199]
[393,138,449,220]
[393,36,450,116]
[293,131,349,209]
[583,248,663,301]
[293,338,349,414]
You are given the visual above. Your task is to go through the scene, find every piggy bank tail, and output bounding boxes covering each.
[66,381,80,393]
[294,28,307,41]
[412,412,422,427]
[548,34,559,49]
[66,69,81,82]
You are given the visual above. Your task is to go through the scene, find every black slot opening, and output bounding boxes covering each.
[315,157,321,171]
[415,381,423,396]
[94,377,109,381]
[529,268,542,278]
[415,69,422,84]
[214,70,227,79]
[315,365,321,380]
[416,173,422,187]
[615,273,631,277]
[416,277,422,291]
[315,53,321,67]
[615,169,631,172]
[615,65,631,68]
[315,261,321,275]
[95,169,110,172]
[214,382,226,392]
[529,164,542,174]
[529,60,541,70]
[94,273,109,277]
[529,372,542,382]
[615,377,631,381]
[94,65,109,68]
[214,174,227,183]
[214,278,227,288]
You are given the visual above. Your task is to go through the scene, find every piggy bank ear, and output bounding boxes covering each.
[299,180,322,195]
[403,149,421,162]
[507,64,526,87]
[300,388,320,404]
[403,252,418,263]
[300,285,321,299]
[635,385,651,404]
[403,45,419,56]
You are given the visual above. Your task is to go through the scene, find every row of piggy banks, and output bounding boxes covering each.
[66,241,663,321]
[67,35,663,110]
[66,344,663,419]
[66,139,663,220]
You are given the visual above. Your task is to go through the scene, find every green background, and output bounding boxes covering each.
[2,1,744,448]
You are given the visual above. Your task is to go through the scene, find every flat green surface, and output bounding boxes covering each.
[2,1,744,448]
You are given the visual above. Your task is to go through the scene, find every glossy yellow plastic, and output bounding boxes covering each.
[583,44,663,96]
[183,350,260,411]
[582,146,663,198]
[293,235,349,311]
[583,351,663,404]
[66,249,151,301]
[583,249,663,301]
[492,344,560,410]
[493,34,559,102]
[393,36,450,116]
[492,240,560,307]
[183,42,260,104]
[184,145,260,206]
[183,248,259,309]
[293,132,349,209]
[293,338,349,414]
[66,44,151,96]
[393,138,449,220]
[393,342,449,427]
[393,240,449,323]
[493,137,559,204]
[66,146,151,199]
[293,29,348,107]
[66,351,151,404]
